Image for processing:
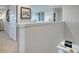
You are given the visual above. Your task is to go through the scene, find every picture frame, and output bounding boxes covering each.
[20,7,31,19]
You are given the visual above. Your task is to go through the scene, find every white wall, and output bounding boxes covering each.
[31,6,53,22]
[5,5,16,41]
[0,5,16,41]
[62,6,79,44]
[17,5,62,23]
[17,22,64,53]
[8,5,16,41]
[31,5,62,22]
[54,8,62,22]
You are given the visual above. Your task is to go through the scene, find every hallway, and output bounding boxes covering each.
[0,31,17,53]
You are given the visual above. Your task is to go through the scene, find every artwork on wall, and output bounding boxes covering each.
[6,9,10,22]
[20,7,31,19]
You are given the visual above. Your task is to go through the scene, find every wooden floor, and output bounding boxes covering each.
[0,31,17,53]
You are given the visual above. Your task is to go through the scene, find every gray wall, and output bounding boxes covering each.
[62,6,79,44]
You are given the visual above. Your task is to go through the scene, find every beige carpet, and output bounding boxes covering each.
[0,31,17,53]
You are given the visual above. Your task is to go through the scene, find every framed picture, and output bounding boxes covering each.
[20,7,31,19]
